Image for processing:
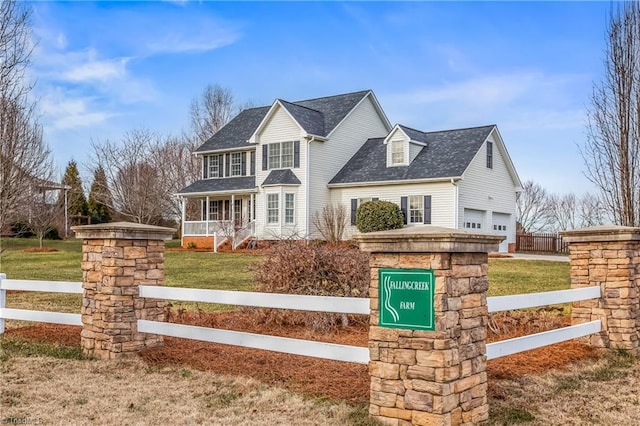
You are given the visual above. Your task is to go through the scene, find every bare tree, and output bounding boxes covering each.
[577,193,608,227]
[547,192,608,232]
[0,1,52,231]
[27,183,64,248]
[516,180,552,233]
[583,3,640,226]
[312,204,348,244]
[190,84,235,143]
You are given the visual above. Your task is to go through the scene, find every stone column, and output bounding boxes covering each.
[562,226,640,353]
[355,226,502,426]
[72,222,175,360]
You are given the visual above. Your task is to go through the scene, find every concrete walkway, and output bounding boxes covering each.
[501,253,569,262]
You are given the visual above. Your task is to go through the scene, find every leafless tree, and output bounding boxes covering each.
[0,1,52,230]
[583,3,640,226]
[312,204,348,244]
[27,183,64,248]
[547,192,608,232]
[577,193,608,227]
[516,180,552,233]
[190,84,235,144]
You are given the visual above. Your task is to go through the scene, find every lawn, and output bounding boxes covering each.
[0,237,571,313]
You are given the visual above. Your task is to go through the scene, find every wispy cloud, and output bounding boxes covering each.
[40,91,113,131]
[62,55,130,83]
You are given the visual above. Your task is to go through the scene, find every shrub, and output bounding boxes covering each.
[253,241,369,332]
[10,221,34,238]
[356,200,404,233]
[44,226,61,240]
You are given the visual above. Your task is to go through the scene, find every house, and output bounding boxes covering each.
[177,90,522,252]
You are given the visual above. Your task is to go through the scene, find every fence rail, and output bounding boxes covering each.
[1,275,602,363]
[516,232,569,254]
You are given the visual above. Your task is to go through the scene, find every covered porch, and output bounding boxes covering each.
[180,191,257,251]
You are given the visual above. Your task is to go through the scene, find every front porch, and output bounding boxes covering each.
[180,193,257,251]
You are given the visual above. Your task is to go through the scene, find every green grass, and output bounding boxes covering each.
[0,237,571,314]
[487,259,570,296]
[0,336,85,361]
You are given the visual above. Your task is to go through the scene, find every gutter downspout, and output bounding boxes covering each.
[452,178,459,229]
[305,136,313,242]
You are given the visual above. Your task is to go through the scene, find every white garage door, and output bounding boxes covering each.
[463,209,485,231]
[492,212,511,252]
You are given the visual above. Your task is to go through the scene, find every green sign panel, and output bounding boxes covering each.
[379,269,435,331]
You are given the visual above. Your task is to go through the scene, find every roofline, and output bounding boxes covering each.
[195,146,256,155]
[326,90,392,138]
[176,188,259,197]
[490,126,522,190]
[327,176,461,188]
[262,183,302,187]
[382,124,427,147]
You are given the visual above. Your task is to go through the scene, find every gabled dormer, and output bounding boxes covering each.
[383,124,427,167]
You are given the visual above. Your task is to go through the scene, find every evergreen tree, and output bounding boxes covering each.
[60,160,87,217]
[87,166,112,224]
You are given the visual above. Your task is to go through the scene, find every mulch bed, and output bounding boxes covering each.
[23,247,59,253]
[4,310,597,404]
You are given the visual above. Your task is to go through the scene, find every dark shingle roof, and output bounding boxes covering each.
[329,125,495,185]
[262,169,301,186]
[195,107,270,153]
[194,91,371,152]
[177,176,257,195]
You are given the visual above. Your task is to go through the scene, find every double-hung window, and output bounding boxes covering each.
[391,141,405,165]
[409,195,423,224]
[268,144,281,169]
[281,141,294,168]
[285,193,295,224]
[207,155,220,178]
[267,194,279,224]
[230,152,242,177]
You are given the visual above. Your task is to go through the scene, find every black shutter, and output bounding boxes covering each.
[241,152,247,176]
[225,154,230,177]
[423,195,432,224]
[400,196,408,224]
[294,140,300,168]
[217,155,224,177]
[250,151,256,175]
[351,199,358,225]
[372,197,379,201]
[201,200,206,220]
[262,145,268,171]
[203,156,209,179]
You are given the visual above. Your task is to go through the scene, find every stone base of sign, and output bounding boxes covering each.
[73,222,175,360]
[562,226,640,354]
[356,227,502,426]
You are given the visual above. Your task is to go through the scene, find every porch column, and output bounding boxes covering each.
[205,196,210,236]
[231,194,236,225]
[180,197,186,246]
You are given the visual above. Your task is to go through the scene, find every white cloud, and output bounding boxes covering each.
[146,27,239,55]
[62,56,130,83]
[40,93,113,131]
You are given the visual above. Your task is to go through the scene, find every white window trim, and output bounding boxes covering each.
[230,152,242,177]
[284,193,295,225]
[408,195,423,224]
[267,141,295,170]
[266,193,279,225]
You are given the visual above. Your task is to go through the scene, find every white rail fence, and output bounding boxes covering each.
[0,273,601,364]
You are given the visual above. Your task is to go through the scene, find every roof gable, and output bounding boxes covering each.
[195,107,269,153]
[262,169,301,187]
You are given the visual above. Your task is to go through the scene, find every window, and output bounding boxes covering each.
[409,195,423,224]
[486,141,493,169]
[285,193,295,224]
[493,224,507,231]
[465,222,482,229]
[208,155,220,178]
[391,140,404,165]
[281,141,294,168]
[358,197,372,205]
[267,194,279,224]
[209,200,220,220]
[230,153,242,177]
[234,199,242,225]
[268,143,281,169]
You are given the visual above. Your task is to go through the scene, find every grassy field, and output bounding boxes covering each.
[0,237,570,314]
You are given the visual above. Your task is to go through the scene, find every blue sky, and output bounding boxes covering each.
[29,1,610,195]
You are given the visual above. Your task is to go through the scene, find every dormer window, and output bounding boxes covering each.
[391,140,405,165]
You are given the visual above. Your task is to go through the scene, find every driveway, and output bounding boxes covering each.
[505,253,569,262]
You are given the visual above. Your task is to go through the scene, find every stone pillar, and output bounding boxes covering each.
[355,226,502,426]
[562,226,640,353]
[72,222,175,360]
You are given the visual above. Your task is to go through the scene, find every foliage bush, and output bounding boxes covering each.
[356,200,404,233]
[10,221,34,238]
[253,240,369,332]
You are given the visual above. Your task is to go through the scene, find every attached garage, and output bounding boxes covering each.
[463,209,485,231]
[492,212,511,252]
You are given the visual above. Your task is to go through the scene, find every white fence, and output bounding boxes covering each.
[0,273,601,364]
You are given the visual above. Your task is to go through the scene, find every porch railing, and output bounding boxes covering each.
[233,221,255,250]
[183,220,229,236]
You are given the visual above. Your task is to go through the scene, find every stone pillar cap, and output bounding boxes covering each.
[72,221,176,240]
[354,225,503,253]
[561,225,640,243]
